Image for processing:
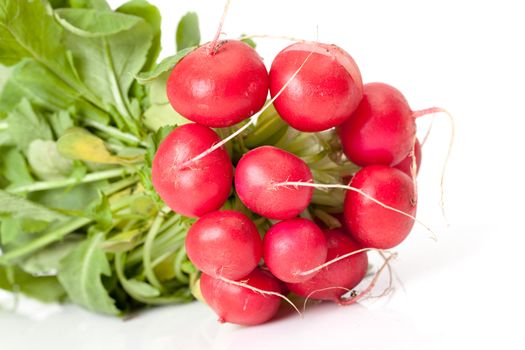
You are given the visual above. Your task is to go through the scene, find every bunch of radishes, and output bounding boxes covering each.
[151,38,432,326]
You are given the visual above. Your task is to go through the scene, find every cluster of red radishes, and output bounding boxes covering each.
[151,38,427,326]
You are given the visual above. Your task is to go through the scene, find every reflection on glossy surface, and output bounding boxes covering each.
[0,295,430,350]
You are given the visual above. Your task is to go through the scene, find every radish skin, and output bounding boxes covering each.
[167,40,269,127]
[339,83,416,166]
[235,146,313,220]
[287,228,368,301]
[185,210,262,280]
[263,218,327,283]
[200,268,284,326]
[344,165,417,249]
[151,123,232,217]
[269,42,363,132]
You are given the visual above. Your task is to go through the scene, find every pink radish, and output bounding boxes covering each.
[235,146,313,220]
[151,123,232,217]
[344,165,416,249]
[286,228,368,301]
[269,42,363,132]
[263,218,327,283]
[339,82,416,166]
[200,268,283,326]
[395,139,422,177]
[185,210,262,280]
[167,40,269,127]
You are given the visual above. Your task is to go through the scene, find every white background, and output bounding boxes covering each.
[2,0,525,349]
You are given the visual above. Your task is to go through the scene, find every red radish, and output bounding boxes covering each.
[344,165,416,249]
[263,218,327,283]
[269,42,363,132]
[151,123,232,217]
[166,40,269,127]
[339,82,416,166]
[395,139,422,177]
[200,268,283,326]
[185,210,262,280]
[286,228,368,301]
[235,146,313,220]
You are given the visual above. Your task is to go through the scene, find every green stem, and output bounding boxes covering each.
[84,120,147,147]
[102,38,138,135]
[0,178,136,265]
[142,207,170,290]
[115,253,189,305]
[0,217,91,265]
[7,168,134,194]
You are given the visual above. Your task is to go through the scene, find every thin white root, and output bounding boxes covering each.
[297,247,387,277]
[180,48,317,168]
[413,107,455,227]
[302,287,351,313]
[420,113,436,147]
[338,251,398,306]
[217,276,302,317]
[275,181,437,240]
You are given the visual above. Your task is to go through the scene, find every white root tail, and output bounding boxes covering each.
[412,107,455,227]
[338,251,397,306]
[275,181,437,240]
[217,275,302,317]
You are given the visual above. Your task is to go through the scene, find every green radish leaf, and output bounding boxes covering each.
[58,232,120,315]
[0,148,34,187]
[147,71,170,104]
[143,103,190,131]
[0,0,99,106]
[27,140,73,180]
[49,0,69,8]
[0,0,74,69]
[55,8,142,37]
[241,36,257,49]
[0,218,21,245]
[68,0,111,10]
[61,16,153,125]
[124,279,160,298]
[0,64,12,93]
[0,189,67,222]
[29,181,102,213]
[48,109,75,136]
[176,12,201,51]
[56,127,142,164]
[117,0,161,71]
[84,194,112,230]
[6,99,53,151]
[0,59,80,115]
[101,228,142,253]
[136,47,196,84]
[20,236,83,275]
[0,266,66,303]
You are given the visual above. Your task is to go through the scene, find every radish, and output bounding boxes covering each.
[339,82,416,166]
[200,268,283,326]
[344,165,416,249]
[235,146,313,220]
[151,123,232,217]
[286,228,368,301]
[185,210,262,280]
[263,218,327,283]
[166,40,269,127]
[395,139,422,177]
[269,42,363,132]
